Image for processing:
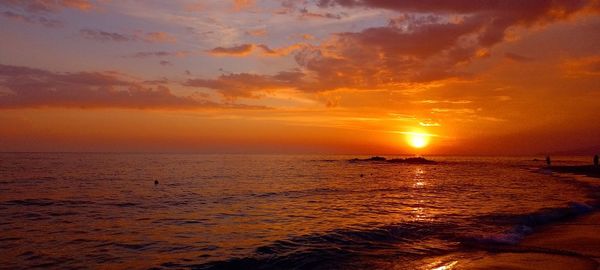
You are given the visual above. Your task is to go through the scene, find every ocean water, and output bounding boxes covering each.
[0,153,598,269]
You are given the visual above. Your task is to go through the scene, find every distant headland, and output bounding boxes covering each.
[349,156,437,164]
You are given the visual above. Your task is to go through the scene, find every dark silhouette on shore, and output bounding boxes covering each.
[595,154,599,167]
[154,180,159,185]
[546,156,551,166]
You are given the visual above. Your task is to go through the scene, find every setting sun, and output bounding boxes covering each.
[406,133,430,149]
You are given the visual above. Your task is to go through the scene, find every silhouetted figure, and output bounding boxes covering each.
[594,154,599,167]
[546,156,551,166]
[154,180,159,185]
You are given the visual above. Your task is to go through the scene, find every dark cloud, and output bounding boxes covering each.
[208,43,304,57]
[128,51,191,58]
[196,0,597,97]
[504,52,535,62]
[289,16,483,90]
[0,10,63,27]
[79,28,133,42]
[316,0,590,14]
[563,56,600,77]
[197,0,597,98]
[79,29,177,43]
[278,0,599,90]
[207,44,254,56]
[0,64,260,109]
[299,8,344,19]
[0,0,93,13]
[185,70,308,99]
[317,0,598,45]
[142,32,176,43]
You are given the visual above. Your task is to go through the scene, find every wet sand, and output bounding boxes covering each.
[455,212,600,270]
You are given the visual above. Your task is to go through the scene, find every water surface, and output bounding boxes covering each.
[0,154,597,269]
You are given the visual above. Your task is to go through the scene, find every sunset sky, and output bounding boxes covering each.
[1,0,599,154]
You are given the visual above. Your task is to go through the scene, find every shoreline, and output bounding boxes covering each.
[425,168,600,270]
[550,165,600,178]
[449,212,600,270]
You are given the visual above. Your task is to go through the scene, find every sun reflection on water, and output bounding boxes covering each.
[411,167,431,221]
[413,167,425,188]
[429,260,459,270]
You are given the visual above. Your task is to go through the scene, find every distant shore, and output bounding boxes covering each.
[348,156,437,164]
[550,165,600,178]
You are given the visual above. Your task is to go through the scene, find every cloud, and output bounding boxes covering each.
[79,29,177,43]
[431,108,477,114]
[184,2,204,12]
[233,0,254,11]
[208,44,254,56]
[246,28,267,37]
[0,64,261,110]
[504,52,535,62]
[207,43,305,57]
[192,0,598,102]
[256,44,306,56]
[185,72,297,99]
[0,10,63,27]
[300,34,316,40]
[272,0,599,92]
[562,56,600,77]
[318,0,599,44]
[142,31,176,43]
[79,28,133,42]
[299,8,344,19]
[316,0,592,15]
[128,51,191,58]
[0,0,93,13]
[419,119,441,127]
[414,99,473,104]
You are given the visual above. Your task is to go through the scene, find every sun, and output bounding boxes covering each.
[406,132,430,149]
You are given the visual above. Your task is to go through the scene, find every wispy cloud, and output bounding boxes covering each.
[79,29,176,43]
[207,44,254,56]
[504,52,535,62]
[562,56,600,77]
[245,28,267,37]
[0,64,262,110]
[0,0,94,13]
[207,43,305,57]
[414,99,473,104]
[232,0,255,11]
[0,10,62,27]
[127,50,191,58]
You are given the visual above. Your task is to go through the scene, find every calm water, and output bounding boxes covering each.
[0,154,598,269]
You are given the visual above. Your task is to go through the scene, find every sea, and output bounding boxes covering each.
[0,153,598,269]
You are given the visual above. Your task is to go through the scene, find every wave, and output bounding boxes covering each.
[1,198,95,207]
[176,201,597,270]
[183,221,454,270]
[462,201,596,247]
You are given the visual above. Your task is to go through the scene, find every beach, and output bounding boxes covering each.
[446,212,600,270]
[448,170,600,270]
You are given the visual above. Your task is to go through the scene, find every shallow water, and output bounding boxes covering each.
[0,154,598,269]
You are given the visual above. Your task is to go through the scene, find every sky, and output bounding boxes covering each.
[1,0,599,155]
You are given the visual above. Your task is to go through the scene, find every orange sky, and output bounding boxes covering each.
[1,0,599,155]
